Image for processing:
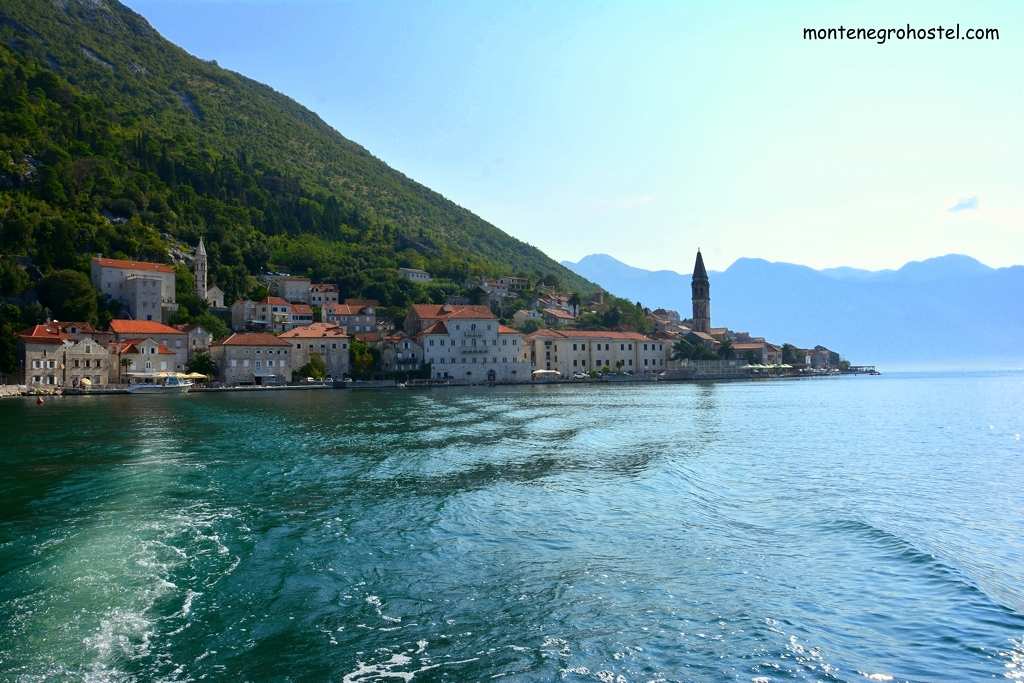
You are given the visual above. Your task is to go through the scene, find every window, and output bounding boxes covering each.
[231,360,237,367]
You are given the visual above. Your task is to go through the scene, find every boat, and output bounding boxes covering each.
[128,373,194,394]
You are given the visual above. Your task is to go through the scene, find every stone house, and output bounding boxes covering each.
[278,323,350,379]
[109,319,188,372]
[209,332,291,385]
[90,256,177,322]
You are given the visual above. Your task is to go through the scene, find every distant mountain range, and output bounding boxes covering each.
[562,254,1024,367]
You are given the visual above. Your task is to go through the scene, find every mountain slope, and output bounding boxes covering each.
[563,254,1024,366]
[0,0,593,301]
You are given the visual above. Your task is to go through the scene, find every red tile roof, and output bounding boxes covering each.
[353,332,382,343]
[498,325,521,334]
[732,342,767,350]
[311,283,338,292]
[526,329,652,341]
[18,324,67,344]
[278,323,348,339]
[418,320,449,336]
[109,319,184,335]
[542,307,575,320]
[113,338,176,355]
[324,303,372,316]
[344,298,379,307]
[259,296,290,306]
[410,304,496,321]
[213,332,291,347]
[92,256,175,273]
[290,303,314,316]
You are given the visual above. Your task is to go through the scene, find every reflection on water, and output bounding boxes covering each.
[1,372,1023,681]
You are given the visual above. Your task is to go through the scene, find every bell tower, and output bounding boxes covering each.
[691,249,710,333]
[195,237,208,302]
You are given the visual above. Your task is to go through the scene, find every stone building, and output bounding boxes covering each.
[278,323,350,379]
[111,338,178,384]
[109,319,188,372]
[17,323,111,387]
[268,275,311,303]
[324,301,377,333]
[174,324,213,360]
[193,238,225,308]
[209,332,291,385]
[379,333,424,374]
[525,329,666,376]
[691,249,711,333]
[91,257,177,322]
[410,304,529,383]
[310,283,339,308]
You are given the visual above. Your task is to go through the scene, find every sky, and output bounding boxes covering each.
[125,0,1023,274]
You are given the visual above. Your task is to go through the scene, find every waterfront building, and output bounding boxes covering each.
[111,337,177,384]
[324,301,377,332]
[268,275,312,303]
[398,267,432,282]
[109,319,187,371]
[209,332,291,385]
[173,324,213,360]
[379,333,424,374]
[279,323,350,378]
[525,329,666,376]
[17,324,111,387]
[691,249,711,333]
[734,341,770,364]
[90,256,177,322]
[411,304,529,383]
[309,283,339,308]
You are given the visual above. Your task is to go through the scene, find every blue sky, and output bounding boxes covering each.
[126,0,1022,273]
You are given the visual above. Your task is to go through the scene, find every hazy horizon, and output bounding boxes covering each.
[124,0,1024,275]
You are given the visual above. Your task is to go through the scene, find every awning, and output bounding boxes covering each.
[79,378,92,386]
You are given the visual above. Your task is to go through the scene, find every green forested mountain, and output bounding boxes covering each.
[0,0,594,324]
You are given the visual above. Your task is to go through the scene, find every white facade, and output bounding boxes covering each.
[527,330,667,376]
[419,318,529,383]
[91,257,176,322]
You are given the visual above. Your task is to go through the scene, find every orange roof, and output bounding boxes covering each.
[259,296,290,306]
[113,338,175,355]
[213,332,290,347]
[311,283,338,292]
[732,342,767,350]
[278,323,348,339]
[526,329,651,341]
[542,307,575,320]
[418,320,449,336]
[18,324,67,344]
[353,332,382,343]
[290,303,314,316]
[498,325,521,334]
[324,303,371,316]
[109,319,184,335]
[92,256,175,273]
[410,304,496,321]
[344,298,379,307]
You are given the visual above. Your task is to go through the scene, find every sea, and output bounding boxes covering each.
[0,371,1022,682]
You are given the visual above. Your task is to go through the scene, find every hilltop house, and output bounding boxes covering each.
[90,256,177,322]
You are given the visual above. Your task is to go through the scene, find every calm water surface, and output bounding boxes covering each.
[1,372,1022,682]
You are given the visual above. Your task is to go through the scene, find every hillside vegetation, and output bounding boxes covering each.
[0,0,595,371]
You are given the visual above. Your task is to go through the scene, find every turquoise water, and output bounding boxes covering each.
[1,373,1022,681]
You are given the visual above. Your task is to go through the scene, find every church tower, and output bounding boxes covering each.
[195,237,208,302]
[691,249,710,333]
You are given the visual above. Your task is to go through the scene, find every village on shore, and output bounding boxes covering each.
[6,244,871,397]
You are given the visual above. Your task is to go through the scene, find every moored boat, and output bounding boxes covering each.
[128,373,194,394]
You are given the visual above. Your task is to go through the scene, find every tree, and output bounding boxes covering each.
[672,338,696,361]
[782,343,800,364]
[294,351,327,380]
[186,351,217,378]
[717,339,735,359]
[0,258,29,296]
[349,339,377,379]
[519,319,540,334]
[37,270,97,322]
[568,292,580,317]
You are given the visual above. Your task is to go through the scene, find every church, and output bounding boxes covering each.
[194,238,225,308]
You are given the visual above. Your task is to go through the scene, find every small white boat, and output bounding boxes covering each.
[129,374,194,394]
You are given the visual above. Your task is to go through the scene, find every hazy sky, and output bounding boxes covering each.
[126,0,1022,273]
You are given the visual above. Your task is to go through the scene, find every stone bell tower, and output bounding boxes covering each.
[195,237,208,302]
[691,249,710,333]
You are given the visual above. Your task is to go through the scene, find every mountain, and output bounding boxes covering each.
[0,0,593,305]
[562,254,1024,367]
